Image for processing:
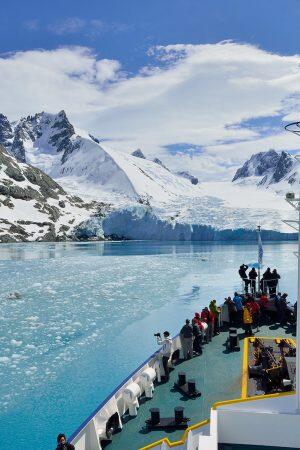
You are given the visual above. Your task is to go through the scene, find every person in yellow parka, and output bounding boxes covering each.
[209,299,220,335]
[243,304,253,336]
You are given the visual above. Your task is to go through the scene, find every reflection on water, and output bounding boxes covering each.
[0,240,286,261]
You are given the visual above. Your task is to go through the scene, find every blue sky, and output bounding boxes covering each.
[2,0,300,69]
[1,0,300,179]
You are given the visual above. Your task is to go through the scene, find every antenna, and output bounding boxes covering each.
[285,121,300,137]
[284,121,300,412]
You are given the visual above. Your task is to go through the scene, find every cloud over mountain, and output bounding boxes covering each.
[1,42,300,180]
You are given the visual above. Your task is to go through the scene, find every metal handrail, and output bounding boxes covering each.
[240,277,280,294]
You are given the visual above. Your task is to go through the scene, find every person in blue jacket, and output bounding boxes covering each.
[233,292,243,326]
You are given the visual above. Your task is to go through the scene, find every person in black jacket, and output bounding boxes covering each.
[180,319,194,360]
[278,293,288,326]
[56,434,75,450]
[248,267,258,294]
[192,319,203,355]
[269,269,280,294]
[239,264,250,293]
[262,267,272,293]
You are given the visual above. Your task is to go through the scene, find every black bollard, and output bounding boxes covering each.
[178,372,186,386]
[229,327,237,334]
[229,334,238,348]
[150,408,160,425]
[188,379,196,394]
[174,406,184,424]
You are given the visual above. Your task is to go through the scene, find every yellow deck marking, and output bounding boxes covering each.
[241,337,249,399]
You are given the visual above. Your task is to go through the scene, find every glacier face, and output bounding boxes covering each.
[102,206,296,241]
[0,110,298,241]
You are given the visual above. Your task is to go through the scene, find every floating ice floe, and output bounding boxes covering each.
[0,356,9,364]
[7,291,22,299]
[25,316,39,321]
[10,339,22,347]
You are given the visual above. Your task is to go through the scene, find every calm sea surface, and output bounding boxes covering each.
[0,241,297,449]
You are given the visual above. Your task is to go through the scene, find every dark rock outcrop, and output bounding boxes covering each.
[176,171,199,185]
[131,149,146,159]
[0,145,105,242]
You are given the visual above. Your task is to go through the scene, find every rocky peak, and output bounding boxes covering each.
[48,110,76,162]
[233,149,298,187]
[131,149,145,159]
[270,151,296,184]
[0,110,78,165]
[153,157,169,170]
[176,171,199,185]
[232,149,280,182]
[0,114,13,151]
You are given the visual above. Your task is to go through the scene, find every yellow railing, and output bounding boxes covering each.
[212,390,295,410]
[241,337,249,398]
[139,419,210,450]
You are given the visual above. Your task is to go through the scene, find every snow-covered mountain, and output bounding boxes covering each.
[232,149,297,188]
[0,111,198,205]
[0,110,297,241]
[0,144,106,242]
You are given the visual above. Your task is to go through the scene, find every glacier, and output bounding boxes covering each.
[0,110,299,241]
[102,205,297,241]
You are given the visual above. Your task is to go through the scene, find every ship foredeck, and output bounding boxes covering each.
[108,324,295,450]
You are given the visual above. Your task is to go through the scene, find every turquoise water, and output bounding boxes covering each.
[0,241,297,450]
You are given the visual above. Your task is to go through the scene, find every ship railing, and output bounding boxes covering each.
[240,278,280,295]
[71,289,291,450]
[69,334,183,450]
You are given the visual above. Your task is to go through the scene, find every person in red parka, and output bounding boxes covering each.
[259,292,269,324]
[193,312,204,330]
[201,307,214,342]
[246,297,260,332]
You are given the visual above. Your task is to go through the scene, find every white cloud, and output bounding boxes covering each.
[95,59,122,84]
[48,18,86,35]
[23,19,40,31]
[1,42,300,180]
[37,17,131,37]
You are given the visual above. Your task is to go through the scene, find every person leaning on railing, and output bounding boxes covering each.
[248,267,258,293]
[180,319,194,360]
[201,307,214,342]
[209,299,220,335]
[192,318,203,355]
[238,264,250,292]
[269,269,281,295]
